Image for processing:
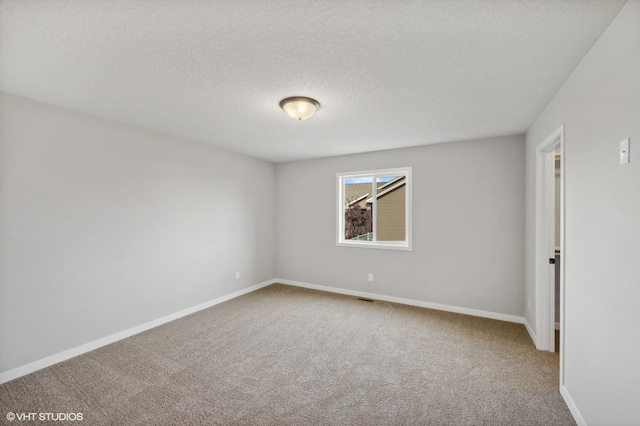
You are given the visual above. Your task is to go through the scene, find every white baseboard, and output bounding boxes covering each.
[276,279,525,324]
[523,317,537,345]
[561,385,586,426]
[0,279,276,385]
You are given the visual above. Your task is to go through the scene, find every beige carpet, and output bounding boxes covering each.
[1,284,575,425]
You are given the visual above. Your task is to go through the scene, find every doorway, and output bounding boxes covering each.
[553,148,561,352]
[534,125,565,384]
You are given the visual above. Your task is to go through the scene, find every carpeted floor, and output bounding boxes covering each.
[0,284,575,425]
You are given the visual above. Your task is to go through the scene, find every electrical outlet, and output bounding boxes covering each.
[235,272,240,280]
[368,273,374,282]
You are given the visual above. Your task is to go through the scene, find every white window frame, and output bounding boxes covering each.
[336,167,412,251]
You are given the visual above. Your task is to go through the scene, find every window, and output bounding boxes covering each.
[337,167,412,250]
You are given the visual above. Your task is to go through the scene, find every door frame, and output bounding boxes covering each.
[534,125,565,384]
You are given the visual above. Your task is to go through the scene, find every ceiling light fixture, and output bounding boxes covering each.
[279,96,320,120]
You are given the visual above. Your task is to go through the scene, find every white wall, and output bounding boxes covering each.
[0,93,275,375]
[276,135,525,317]
[525,1,640,423]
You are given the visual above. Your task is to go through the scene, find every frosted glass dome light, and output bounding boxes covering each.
[279,97,320,120]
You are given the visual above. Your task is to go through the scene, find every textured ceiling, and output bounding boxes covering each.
[0,0,626,162]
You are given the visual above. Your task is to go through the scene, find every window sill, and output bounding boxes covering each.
[336,241,412,251]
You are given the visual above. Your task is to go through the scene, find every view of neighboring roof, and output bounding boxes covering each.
[344,183,376,205]
[344,177,406,207]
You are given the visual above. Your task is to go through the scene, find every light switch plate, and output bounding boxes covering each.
[620,138,630,165]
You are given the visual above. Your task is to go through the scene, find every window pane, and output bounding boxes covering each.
[344,177,373,241]
[337,168,411,250]
[375,175,406,241]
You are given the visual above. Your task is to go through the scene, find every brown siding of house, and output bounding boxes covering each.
[376,185,405,241]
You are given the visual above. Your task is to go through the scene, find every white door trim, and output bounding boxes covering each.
[534,125,565,388]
